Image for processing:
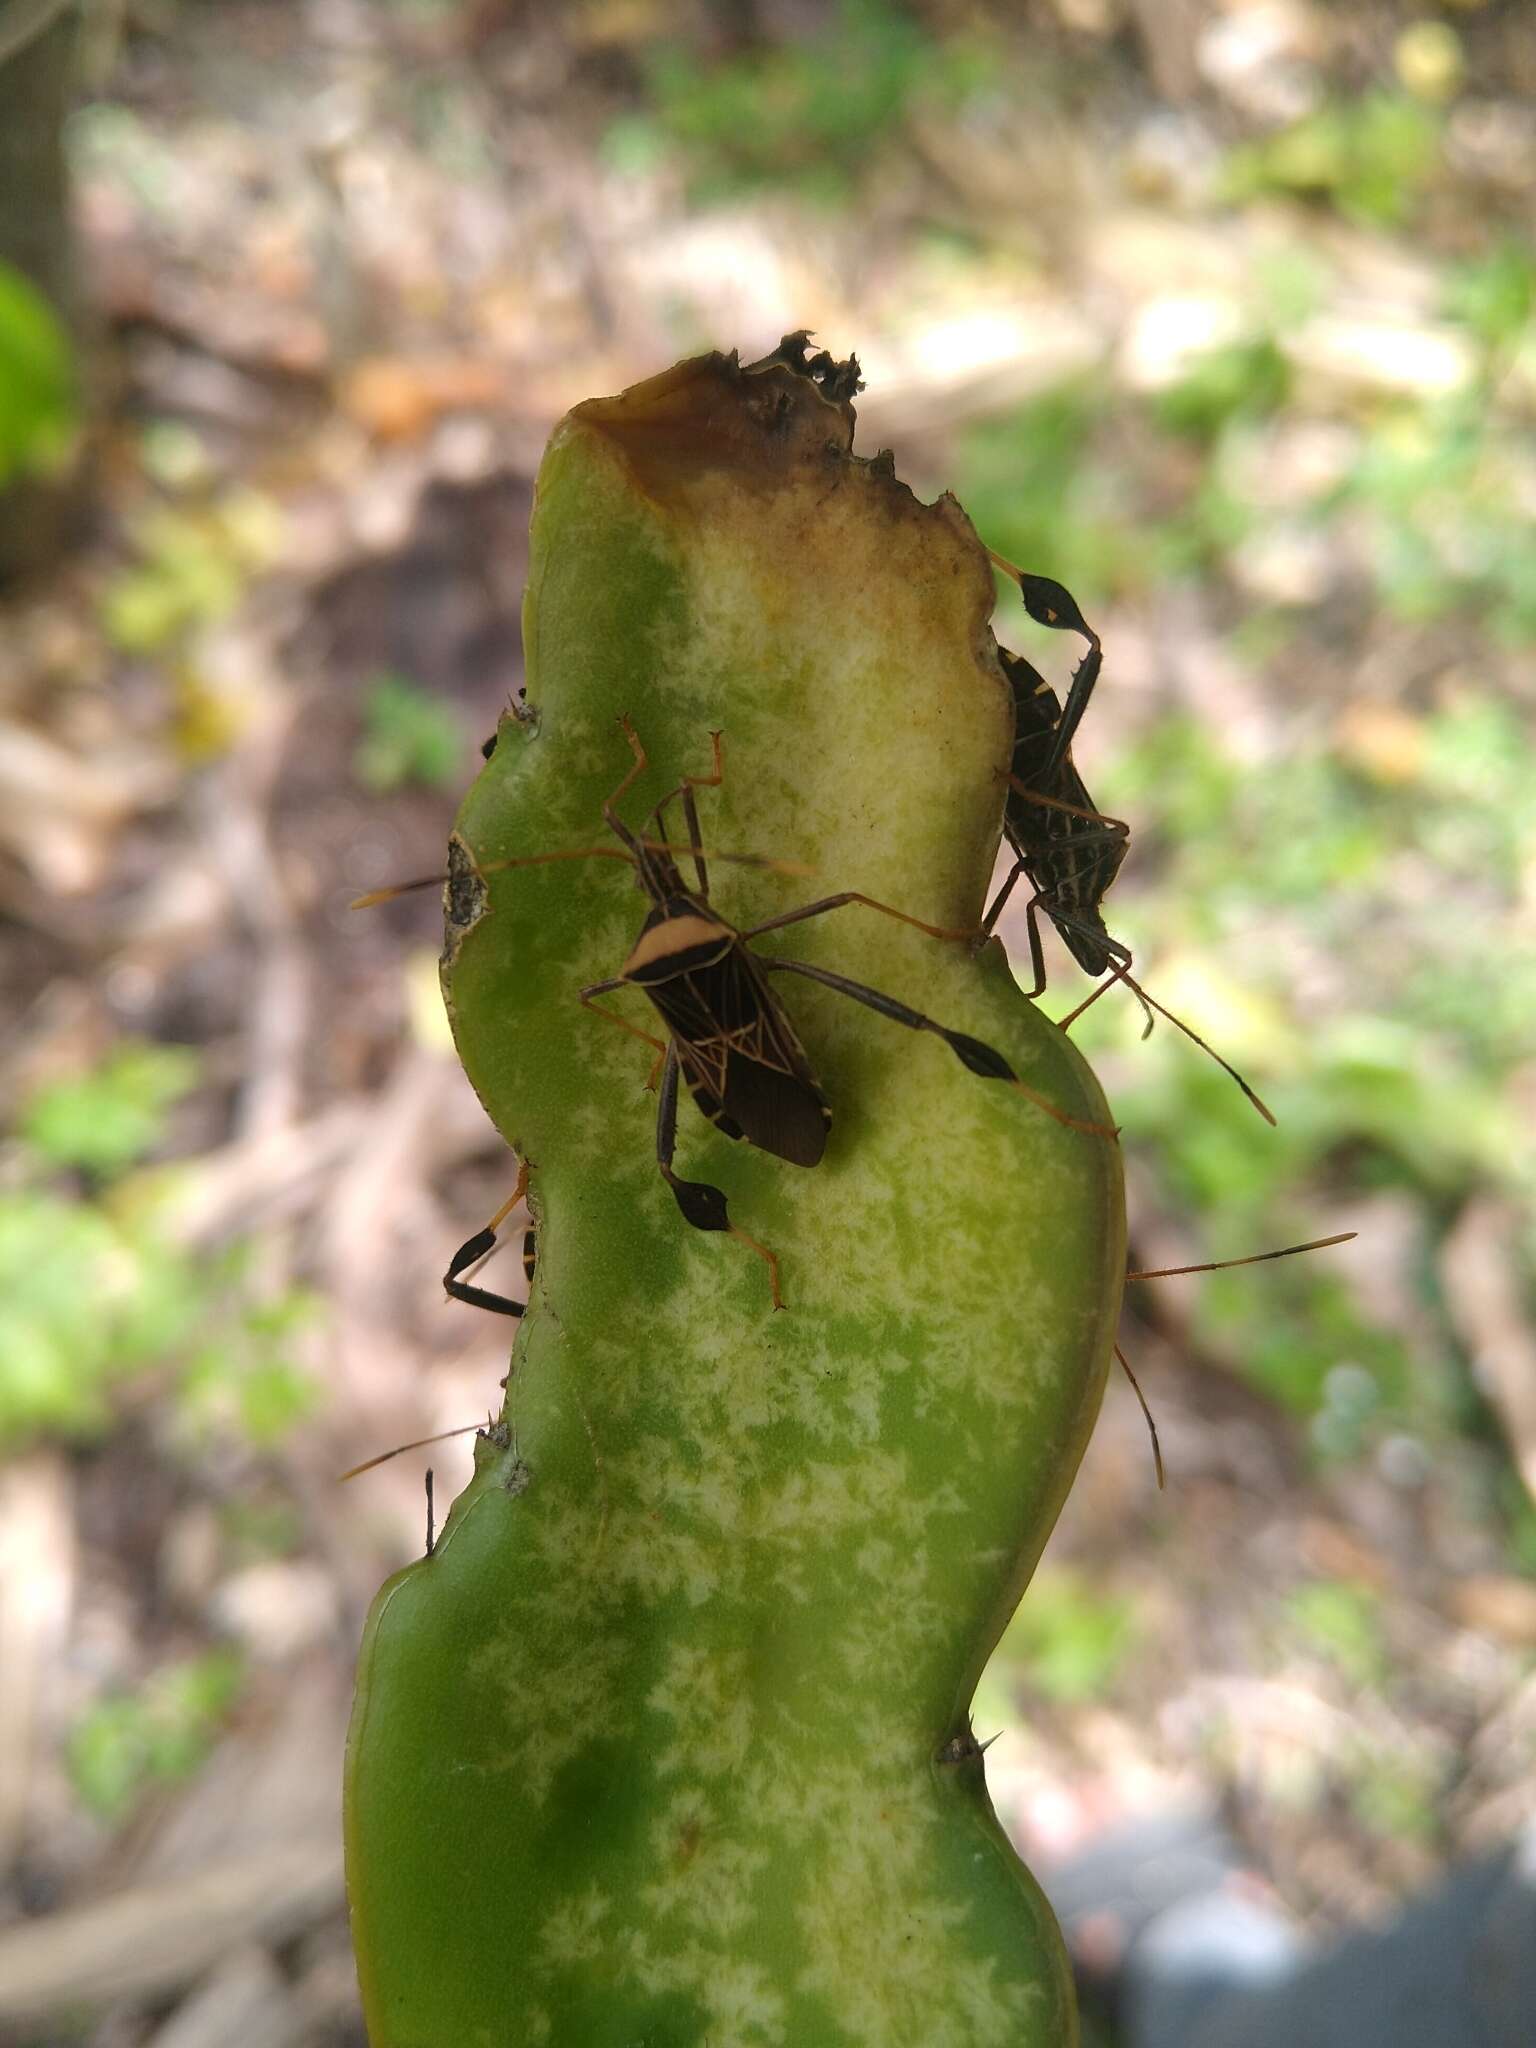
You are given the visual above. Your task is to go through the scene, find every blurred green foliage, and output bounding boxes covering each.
[22,1042,200,1178]
[179,1275,321,1448]
[0,258,80,488]
[1349,1752,1441,1847]
[1283,1580,1387,1689]
[1221,92,1444,229]
[354,670,466,792]
[606,0,989,201]
[1153,338,1293,445]
[0,1043,319,1446]
[995,1568,1139,1704]
[959,386,1138,599]
[101,488,283,654]
[67,1650,245,1821]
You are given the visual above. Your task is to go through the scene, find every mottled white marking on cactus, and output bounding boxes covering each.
[537,1882,614,1967]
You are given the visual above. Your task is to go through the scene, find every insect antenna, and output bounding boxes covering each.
[1126,1231,1355,1282]
[340,1420,494,1482]
[1122,1228,1359,1490]
[351,839,807,911]
[1113,1234,1355,1488]
[639,723,724,897]
[1059,963,1277,1126]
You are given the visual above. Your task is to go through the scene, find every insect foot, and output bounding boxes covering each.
[346,341,1124,2048]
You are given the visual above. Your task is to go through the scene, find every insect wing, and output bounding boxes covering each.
[674,943,831,1168]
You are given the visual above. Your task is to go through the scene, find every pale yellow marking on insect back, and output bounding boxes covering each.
[622,910,732,977]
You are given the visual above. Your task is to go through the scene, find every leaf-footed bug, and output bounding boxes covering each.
[983,553,1275,1126]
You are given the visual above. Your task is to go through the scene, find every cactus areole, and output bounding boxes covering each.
[345,341,1126,2047]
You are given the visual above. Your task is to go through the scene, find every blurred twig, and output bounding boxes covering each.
[1441,1199,1536,1505]
[0,0,76,71]
[0,1840,342,2027]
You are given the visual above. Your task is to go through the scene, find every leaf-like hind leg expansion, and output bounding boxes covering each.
[761,957,1118,1141]
[987,555,1104,782]
[444,1163,536,1318]
[655,1043,783,1309]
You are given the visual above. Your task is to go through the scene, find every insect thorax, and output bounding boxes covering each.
[622,903,737,986]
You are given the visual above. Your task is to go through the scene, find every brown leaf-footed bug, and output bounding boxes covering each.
[983,553,1275,1126]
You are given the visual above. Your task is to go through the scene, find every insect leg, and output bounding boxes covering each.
[608,715,651,811]
[1115,1343,1165,1490]
[650,730,724,898]
[1059,956,1276,1126]
[579,982,669,1058]
[444,1163,534,1317]
[655,1042,783,1308]
[738,892,975,946]
[1042,641,1102,784]
[350,843,636,909]
[340,1419,493,1482]
[760,957,1118,1140]
[1113,1232,1358,1487]
[1005,780,1131,845]
[1020,893,1051,1002]
[977,868,1054,998]
[978,857,1026,945]
[1021,902,1155,1036]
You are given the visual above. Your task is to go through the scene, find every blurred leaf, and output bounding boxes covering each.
[1222,93,1443,229]
[0,1191,205,1442]
[221,1495,305,1565]
[1155,338,1291,443]
[22,1043,199,1177]
[1442,243,1536,358]
[0,258,80,488]
[958,386,1134,602]
[997,1568,1137,1703]
[3,1038,321,1449]
[618,0,991,203]
[180,1287,321,1448]
[68,1651,244,1820]
[1350,1752,1440,1844]
[102,493,283,654]
[355,671,465,792]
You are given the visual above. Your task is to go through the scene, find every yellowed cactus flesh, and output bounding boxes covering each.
[345,347,1125,2047]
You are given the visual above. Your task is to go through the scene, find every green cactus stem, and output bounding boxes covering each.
[345,343,1125,2047]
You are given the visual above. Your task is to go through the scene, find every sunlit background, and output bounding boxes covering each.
[2,2,1534,2041]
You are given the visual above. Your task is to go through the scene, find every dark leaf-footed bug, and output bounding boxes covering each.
[984,553,1275,1125]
